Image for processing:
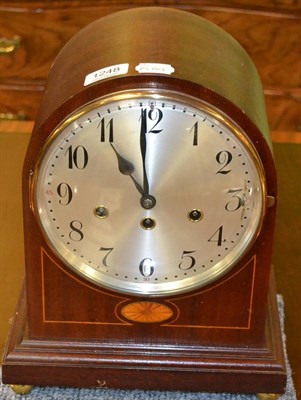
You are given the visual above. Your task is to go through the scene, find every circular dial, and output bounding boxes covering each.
[34,90,265,296]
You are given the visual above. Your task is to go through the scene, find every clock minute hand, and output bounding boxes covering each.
[110,143,144,196]
[139,109,156,210]
[140,109,149,197]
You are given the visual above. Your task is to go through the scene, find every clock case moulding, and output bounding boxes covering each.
[2,7,286,395]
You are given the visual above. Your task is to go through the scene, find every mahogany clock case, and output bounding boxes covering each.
[2,7,286,395]
[22,75,277,344]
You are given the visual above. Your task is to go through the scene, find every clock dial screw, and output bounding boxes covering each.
[188,209,203,222]
[141,217,156,230]
[94,205,109,219]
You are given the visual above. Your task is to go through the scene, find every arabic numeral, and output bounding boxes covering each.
[225,189,245,211]
[139,258,154,277]
[141,107,163,134]
[216,151,232,174]
[189,122,198,146]
[57,182,73,205]
[208,226,224,246]
[98,117,114,143]
[178,250,196,270]
[69,220,84,241]
[65,145,88,170]
[99,247,113,268]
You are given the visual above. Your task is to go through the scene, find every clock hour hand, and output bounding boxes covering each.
[110,143,145,196]
[110,143,134,175]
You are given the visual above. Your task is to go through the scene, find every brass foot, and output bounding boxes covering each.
[257,394,280,400]
[10,384,33,395]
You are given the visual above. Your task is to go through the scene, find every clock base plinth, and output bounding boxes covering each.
[2,275,286,395]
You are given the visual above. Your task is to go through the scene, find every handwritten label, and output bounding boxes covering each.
[135,63,175,75]
[84,63,129,86]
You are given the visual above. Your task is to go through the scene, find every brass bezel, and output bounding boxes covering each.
[31,89,267,297]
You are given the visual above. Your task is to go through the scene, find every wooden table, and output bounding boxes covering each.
[0,121,300,397]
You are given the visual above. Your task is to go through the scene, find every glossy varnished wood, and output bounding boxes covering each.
[2,272,286,393]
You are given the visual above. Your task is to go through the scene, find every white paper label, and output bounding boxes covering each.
[84,63,129,86]
[135,63,175,75]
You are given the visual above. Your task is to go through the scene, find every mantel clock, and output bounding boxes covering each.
[3,7,286,397]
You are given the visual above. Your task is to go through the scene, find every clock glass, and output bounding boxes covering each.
[34,90,266,296]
